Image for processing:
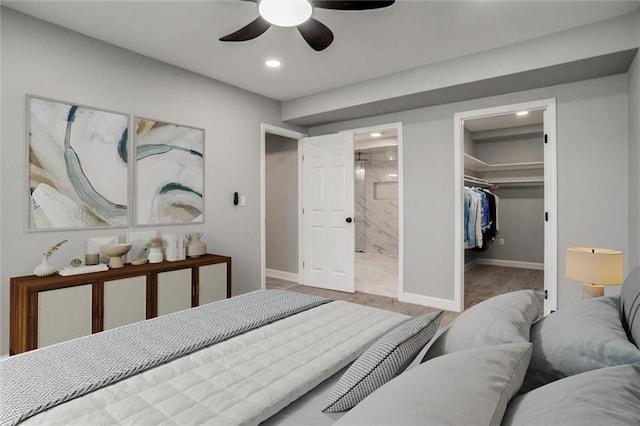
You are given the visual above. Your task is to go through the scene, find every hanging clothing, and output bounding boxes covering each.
[472,188,491,232]
[464,187,482,249]
[478,188,499,240]
[464,186,499,250]
[464,190,474,248]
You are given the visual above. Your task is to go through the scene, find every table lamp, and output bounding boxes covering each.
[566,247,623,298]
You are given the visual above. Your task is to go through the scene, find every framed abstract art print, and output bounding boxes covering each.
[133,117,204,225]
[27,95,129,230]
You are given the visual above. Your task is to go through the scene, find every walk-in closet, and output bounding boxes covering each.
[462,110,545,308]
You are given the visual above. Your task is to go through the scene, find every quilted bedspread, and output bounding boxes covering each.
[0,290,333,426]
[22,300,408,425]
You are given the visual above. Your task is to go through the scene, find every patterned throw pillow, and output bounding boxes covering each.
[322,311,442,412]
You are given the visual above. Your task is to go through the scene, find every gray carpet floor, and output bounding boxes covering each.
[464,264,544,309]
[267,265,544,329]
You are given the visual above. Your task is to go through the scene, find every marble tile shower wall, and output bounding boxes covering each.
[355,149,399,256]
[355,162,367,252]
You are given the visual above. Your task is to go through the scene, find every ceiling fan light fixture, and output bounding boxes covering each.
[258,0,312,27]
[265,59,282,68]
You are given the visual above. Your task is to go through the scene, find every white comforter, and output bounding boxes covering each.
[25,301,408,425]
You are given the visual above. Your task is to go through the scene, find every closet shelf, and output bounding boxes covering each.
[464,153,543,172]
[464,175,544,188]
[490,176,544,186]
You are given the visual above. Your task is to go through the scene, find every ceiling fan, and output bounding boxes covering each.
[219,0,395,52]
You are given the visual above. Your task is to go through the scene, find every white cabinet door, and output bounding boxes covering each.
[157,269,192,316]
[104,276,147,330]
[38,284,92,348]
[199,263,227,306]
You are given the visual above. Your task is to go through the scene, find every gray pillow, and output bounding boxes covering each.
[521,295,640,393]
[423,290,543,362]
[621,265,640,347]
[335,342,533,426]
[322,311,442,413]
[504,364,640,425]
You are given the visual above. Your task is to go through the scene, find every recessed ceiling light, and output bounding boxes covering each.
[516,111,529,116]
[258,0,312,27]
[370,132,382,138]
[265,59,281,68]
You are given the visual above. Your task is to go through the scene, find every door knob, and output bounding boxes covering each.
[346,217,353,223]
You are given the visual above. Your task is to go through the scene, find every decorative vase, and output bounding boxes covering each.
[34,257,57,277]
[186,232,206,258]
[148,247,163,263]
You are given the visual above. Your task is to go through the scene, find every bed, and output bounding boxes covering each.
[1,266,639,426]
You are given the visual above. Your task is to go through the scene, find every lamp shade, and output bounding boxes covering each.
[566,247,623,286]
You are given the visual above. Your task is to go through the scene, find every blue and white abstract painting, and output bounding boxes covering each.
[28,96,129,230]
[134,117,204,225]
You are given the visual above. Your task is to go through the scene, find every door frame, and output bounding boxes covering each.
[260,124,308,290]
[453,99,557,315]
[260,122,404,296]
[340,122,404,299]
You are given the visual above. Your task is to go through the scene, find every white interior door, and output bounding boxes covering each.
[302,133,355,293]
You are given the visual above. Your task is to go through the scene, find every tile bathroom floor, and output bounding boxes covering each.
[355,252,398,298]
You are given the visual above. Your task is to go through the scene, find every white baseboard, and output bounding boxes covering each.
[399,291,462,313]
[464,259,479,272]
[473,258,544,270]
[0,354,8,360]
[265,268,299,283]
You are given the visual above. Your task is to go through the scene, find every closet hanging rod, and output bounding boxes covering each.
[463,174,495,188]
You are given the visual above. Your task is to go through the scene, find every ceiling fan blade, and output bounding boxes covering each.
[312,1,394,10]
[297,18,334,51]
[219,16,271,42]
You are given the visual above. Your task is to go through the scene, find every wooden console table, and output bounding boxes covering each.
[10,254,231,355]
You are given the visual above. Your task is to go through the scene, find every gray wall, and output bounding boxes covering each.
[0,9,300,355]
[472,132,544,264]
[473,135,543,164]
[310,74,629,309]
[265,133,298,274]
[476,187,544,264]
[463,128,475,157]
[628,52,640,270]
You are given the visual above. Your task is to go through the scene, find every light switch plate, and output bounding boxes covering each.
[240,195,246,207]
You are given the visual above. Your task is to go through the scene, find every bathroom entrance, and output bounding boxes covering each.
[353,128,399,298]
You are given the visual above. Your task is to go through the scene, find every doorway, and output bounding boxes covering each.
[260,124,307,291]
[260,122,404,298]
[453,99,557,315]
[353,128,400,298]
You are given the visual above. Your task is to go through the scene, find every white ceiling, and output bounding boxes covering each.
[3,1,639,102]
